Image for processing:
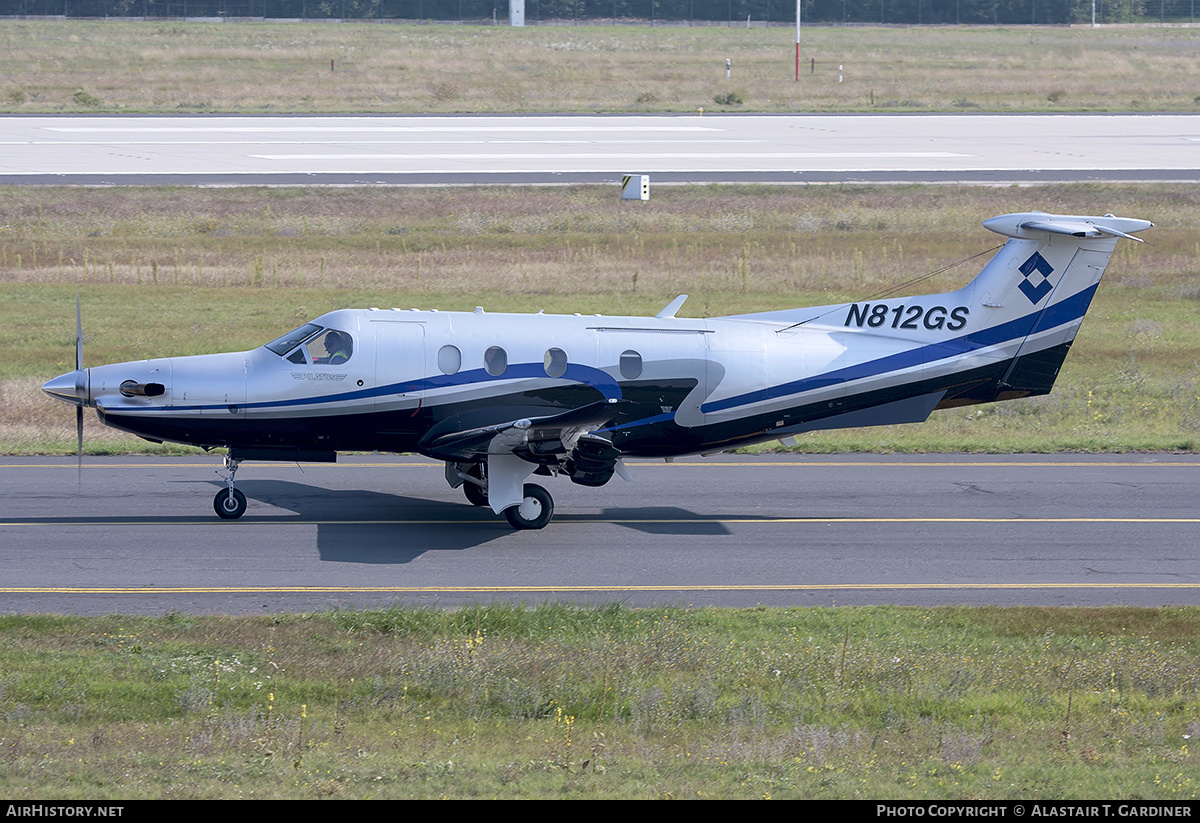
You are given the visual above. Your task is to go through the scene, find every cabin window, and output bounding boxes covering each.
[544,348,568,378]
[484,346,507,376]
[438,345,461,375]
[620,350,643,380]
[286,349,307,365]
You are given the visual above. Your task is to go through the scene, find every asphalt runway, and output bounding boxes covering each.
[3,454,1198,614]
[2,113,1199,185]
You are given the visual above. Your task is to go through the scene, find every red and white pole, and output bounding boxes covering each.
[795,0,801,80]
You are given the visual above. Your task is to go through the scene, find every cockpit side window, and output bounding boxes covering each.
[265,323,323,356]
[309,329,354,365]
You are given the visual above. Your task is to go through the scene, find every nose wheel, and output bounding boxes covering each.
[213,456,247,519]
[214,488,247,519]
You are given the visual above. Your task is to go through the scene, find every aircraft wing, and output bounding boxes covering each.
[418,399,622,463]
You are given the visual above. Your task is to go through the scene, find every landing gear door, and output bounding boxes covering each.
[373,320,426,414]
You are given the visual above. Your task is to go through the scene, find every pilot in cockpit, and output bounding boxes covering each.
[318,330,353,365]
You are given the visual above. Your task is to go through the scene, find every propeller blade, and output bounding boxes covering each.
[76,404,83,485]
[75,289,83,373]
[75,289,84,485]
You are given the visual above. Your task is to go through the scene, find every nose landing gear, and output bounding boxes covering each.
[213,456,247,519]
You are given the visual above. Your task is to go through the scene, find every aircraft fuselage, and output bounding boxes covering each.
[41,211,1154,528]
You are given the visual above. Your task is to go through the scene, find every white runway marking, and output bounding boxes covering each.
[0,139,761,147]
[42,125,724,134]
[250,152,973,160]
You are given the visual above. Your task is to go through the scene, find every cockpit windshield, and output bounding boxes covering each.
[264,323,323,356]
[265,323,354,366]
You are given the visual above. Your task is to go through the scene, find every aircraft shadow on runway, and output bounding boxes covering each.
[219,479,739,563]
[6,477,748,565]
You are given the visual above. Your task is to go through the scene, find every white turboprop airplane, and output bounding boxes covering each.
[43,211,1151,529]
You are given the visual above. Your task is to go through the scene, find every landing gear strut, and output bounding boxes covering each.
[213,456,247,519]
[460,463,489,507]
[446,459,556,530]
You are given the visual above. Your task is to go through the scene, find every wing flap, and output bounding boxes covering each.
[419,399,621,462]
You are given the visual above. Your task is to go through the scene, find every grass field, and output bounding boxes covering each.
[2,604,1199,799]
[3,182,1198,454]
[1,20,1200,113]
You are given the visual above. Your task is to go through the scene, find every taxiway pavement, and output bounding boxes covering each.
[2,454,1198,614]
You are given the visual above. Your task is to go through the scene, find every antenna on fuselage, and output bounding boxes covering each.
[774,246,1001,334]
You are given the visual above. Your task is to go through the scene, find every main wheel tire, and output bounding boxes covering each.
[213,488,247,519]
[503,483,554,530]
[462,464,489,507]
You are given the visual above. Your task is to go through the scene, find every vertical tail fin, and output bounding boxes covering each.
[954,212,1152,401]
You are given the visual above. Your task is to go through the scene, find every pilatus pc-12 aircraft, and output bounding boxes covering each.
[43,211,1151,530]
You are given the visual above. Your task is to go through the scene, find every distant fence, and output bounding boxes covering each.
[1,0,1197,25]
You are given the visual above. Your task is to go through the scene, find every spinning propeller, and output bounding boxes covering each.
[74,290,84,463]
[40,291,90,479]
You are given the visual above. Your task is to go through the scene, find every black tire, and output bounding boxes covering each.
[463,480,489,507]
[213,488,247,519]
[462,464,488,507]
[503,483,554,530]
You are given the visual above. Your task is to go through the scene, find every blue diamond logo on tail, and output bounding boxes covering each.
[1017,251,1055,304]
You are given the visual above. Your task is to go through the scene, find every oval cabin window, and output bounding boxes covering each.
[438,345,461,375]
[620,350,643,380]
[484,346,508,376]
[544,348,568,378]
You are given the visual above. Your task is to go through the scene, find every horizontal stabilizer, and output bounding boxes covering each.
[983,212,1153,241]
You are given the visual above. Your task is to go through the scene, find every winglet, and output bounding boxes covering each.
[655,294,688,319]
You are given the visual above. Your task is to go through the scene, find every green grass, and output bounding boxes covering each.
[3,182,1198,454]
[1,20,1199,113]
[1,604,1198,799]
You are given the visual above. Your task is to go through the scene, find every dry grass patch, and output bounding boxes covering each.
[3,182,1199,453]
[2,21,1200,113]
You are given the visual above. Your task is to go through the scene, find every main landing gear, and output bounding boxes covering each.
[448,459,555,530]
[459,463,490,507]
[213,455,247,519]
[504,483,554,530]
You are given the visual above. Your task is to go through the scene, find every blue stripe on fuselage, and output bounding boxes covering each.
[700,284,1097,415]
[163,362,621,414]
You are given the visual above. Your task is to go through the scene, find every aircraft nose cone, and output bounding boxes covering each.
[42,369,88,406]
